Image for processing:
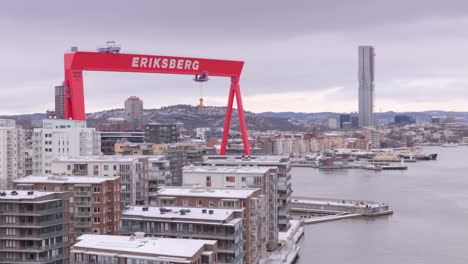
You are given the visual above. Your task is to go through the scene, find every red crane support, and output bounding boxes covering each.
[64,51,250,155]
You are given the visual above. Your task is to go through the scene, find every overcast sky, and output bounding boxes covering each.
[1,0,468,114]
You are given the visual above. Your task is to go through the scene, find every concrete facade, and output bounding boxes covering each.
[358,45,375,127]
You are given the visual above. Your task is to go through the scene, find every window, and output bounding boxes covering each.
[93,197,100,203]
[209,201,214,207]
[206,176,211,182]
[241,177,246,182]
[196,200,202,206]
[67,165,71,170]
[5,228,15,236]
[93,217,100,223]
[226,176,235,182]
[183,200,188,206]
[93,187,100,193]
[104,165,109,170]
[93,207,100,213]
[5,240,16,248]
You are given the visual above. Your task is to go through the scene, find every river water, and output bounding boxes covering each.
[291,146,468,264]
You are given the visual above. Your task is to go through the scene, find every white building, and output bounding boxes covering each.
[32,120,101,175]
[196,127,211,140]
[202,155,292,232]
[328,118,338,129]
[0,120,25,188]
[182,165,279,250]
[51,155,151,208]
[71,234,217,264]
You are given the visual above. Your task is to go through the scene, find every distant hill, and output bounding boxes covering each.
[259,110,468,124]
[2,107,467,130]
[85,105,310,131]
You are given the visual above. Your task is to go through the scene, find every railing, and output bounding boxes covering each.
[74,222,92,228]
[120,228,238,240]
[74,201,92,207]
[74,211,92,217]
[75,191,91,197]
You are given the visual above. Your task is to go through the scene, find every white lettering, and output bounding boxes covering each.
[140,57,148,67]
[192,60,199,70]
[177,59,184,69]
[169,59,176,69]
[153,58,161,68]
[184,60,192,70]
[132,57,139,67]
[161,59,168,68]
[148,58,153,68]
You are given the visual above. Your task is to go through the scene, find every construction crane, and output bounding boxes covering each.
[193,71,209,109]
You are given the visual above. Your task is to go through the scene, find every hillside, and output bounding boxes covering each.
[86,105,308,131]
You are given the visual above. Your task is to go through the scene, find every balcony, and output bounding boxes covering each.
[120,228,238,241]
[74,211,92,218]
[74,222,92,228]
[75,201,92,207]
[75,191,91,197]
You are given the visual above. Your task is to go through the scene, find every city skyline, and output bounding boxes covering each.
[2,1,468,115]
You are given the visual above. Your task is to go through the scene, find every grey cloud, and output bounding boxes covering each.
[1,0,468,114]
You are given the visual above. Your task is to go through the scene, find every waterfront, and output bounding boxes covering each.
[292,146,468,264]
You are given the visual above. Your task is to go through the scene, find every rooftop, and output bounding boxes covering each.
[53,155,148,163]
[183,165,274,174]
[122,206,242,224]
[0,190,64,200]
[73,234,216,258]
[14,175,119,184]
[203,155,289,164]
[157,186,260,199]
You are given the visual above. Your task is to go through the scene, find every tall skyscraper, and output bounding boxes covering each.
[124,96,143,123]
[55,83,65,119]
[358,46,375,127]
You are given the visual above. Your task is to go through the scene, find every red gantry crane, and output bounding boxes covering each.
[63,43,251,155]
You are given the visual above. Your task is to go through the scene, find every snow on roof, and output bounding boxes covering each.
[157,186,260,199]
[203,155,289,164]
[122,206,242,224]
[0,190,64,200]
[14,175,119,184]
[73,234,216,258]
[53,155,144,163]
[53,155,166,163]
[183,165,274,174]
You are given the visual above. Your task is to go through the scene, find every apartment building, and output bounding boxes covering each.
[202,155,292,232]
[0,120,25,188]
[32,120,101,175]
[147,156,172,201]
[114,141,169,155]
[182,166,278,251]
[164,149,188,186]
[51,156,149,209]
[14,175,120,237]
[155,187,267,264]
[0,190,71,263]
[120,205,243,264]
[144,124,179,144]
[71,233,217,264]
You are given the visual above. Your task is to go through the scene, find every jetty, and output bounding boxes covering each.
[291,197,393,224]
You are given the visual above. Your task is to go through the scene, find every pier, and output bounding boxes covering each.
[291,197,393,224]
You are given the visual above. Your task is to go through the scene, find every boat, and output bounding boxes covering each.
[399,151,437,160]
[442,143,459,148]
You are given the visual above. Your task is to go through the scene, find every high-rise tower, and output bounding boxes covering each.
[124,96,143,124]
[358,46,375,127]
